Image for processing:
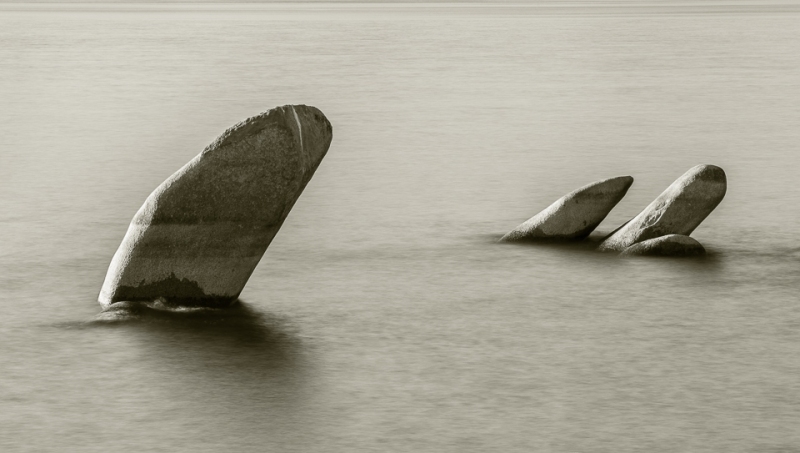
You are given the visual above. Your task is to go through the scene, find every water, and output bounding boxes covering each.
[2,3,800,452]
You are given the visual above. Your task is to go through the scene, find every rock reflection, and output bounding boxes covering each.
[85,300,318,449]
[90,299,306,367]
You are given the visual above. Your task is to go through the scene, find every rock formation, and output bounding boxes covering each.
[619,234,706,257]
[98,105,332,308]
[598,165,726,252]
[500,176,633,242]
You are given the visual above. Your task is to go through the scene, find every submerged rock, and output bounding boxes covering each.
[98,105,333,308]
[501,176,633,242]
[619,234,706,257]
[598,165,726,252]
[94,299,237,322]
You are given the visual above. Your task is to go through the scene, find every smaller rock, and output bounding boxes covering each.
[619,234,705,257]
[501,176,633,242]
[598,164,726,251]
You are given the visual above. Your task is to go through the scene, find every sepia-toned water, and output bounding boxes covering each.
[2,3,800,452]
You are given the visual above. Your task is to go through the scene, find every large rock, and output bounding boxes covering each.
[98,105,332,308]
[598,164,726,252]
[619,234,706,257]
[500,176,633,242]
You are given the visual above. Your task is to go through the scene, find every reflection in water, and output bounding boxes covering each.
[89,299,311,381]
[92,299,298,344]
[81,301,319,451]
[494,230,724,263]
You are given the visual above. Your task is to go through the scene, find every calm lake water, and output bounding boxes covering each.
[2,2,800,452]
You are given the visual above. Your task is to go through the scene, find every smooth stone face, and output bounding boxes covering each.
[619,234,706,257]
[500,176,634,242]
[598,164,726,252]
[98,105,332,308]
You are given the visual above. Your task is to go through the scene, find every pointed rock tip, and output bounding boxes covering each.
[501,174,634,242]
[572,175,633,195]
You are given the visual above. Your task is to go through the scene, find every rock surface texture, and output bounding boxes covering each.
[598,164,726,252]
[500,176,633,242]
[619,234,706,257]
[99,105,332,308]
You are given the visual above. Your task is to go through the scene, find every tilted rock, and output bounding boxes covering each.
[98,105,332,308]
[500,176,633,242]
[598,164,725,252]
[619,234,706,257]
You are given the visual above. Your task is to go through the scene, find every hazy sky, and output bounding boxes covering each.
[5,0,799,3]
[4,0,800,7]
[0,0,600,2]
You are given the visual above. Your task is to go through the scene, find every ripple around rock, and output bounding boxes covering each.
[98,105,333,308]
[500,176,633,242]
[598,164,726,252]
[619,234,706,257]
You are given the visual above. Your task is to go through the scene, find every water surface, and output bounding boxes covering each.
[1,3,800,452]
